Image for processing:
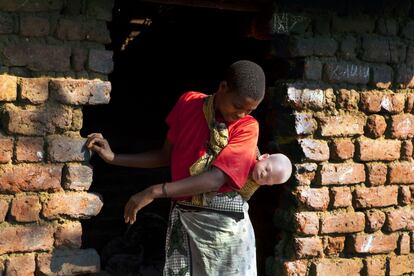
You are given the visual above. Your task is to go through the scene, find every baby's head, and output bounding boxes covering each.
[252,153,292,185]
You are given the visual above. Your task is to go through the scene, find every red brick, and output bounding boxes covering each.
[325,89,337,109]
[0,198,9,221]
[0,75,17,101]
[365,210,386,232]
[88,49,114,74]
[320,163,365,185]
[42,192,103,219]
[61,0,85,16]
[285,87,325,110]
[63,164,93,191]
[20,15,49,37]
[312,258,362,275]
[331,187,352,208]
[283,260,308,276]
[294,237,323,258]
[411,231,414,252]
[0,12,15,34]
[380,93,406,114]
[398,232,411,254]
[86,0,113,21]
[396,64,414,89]
[0,136,13,163]
[298,138,329,161]
[389,162,414,184]
[314,37,338,56]
[15,137,44,162]
[56,18,85,40]
[361,35,390,63]
[295,187,330,211]
[294,112,317,135]
[391,113,414,139]
[324,62,369,84]
[3,43,71,72]
[406,92,414,112]
[372,65,392,89]
[360,91,383,113]
[294,212,319,235]
[285,37,314,57]
[37,249,100,275]
[71,48,88,72]
[411,186,414,200]
[0,164,62,193]
[0,1,63,12]
[389,39,406,64]
[357,138,400,161]
[323,236,345,256]
[366,163,387,186]
[388,254,414,275]
[350,232,398,254]
[85,19,111,44]
[304,59,322,80]
[354,186,398,208]
[71,108,83,131]
[321,212,365,234]
[2,104,73,135]
[0,225,53,254]
[364,256,386,276]
[5,254,35,276]
[19,77,49,104]
[401,186,412,205]
[330,139,354,160]
[319,114,365,137]
[294,163,317,185]
[10,194,41,222]
[50,78,111,105]
[402,140,413,159]
[337,89,360,110]
[365,115,387,138]
[47,136,90,162]
[55,221,82,249]
[385,208,414,231]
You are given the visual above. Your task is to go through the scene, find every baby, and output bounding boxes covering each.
[238,153,292,201]
[252,153,292,185]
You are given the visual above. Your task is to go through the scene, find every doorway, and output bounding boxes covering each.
[81,1,278,274]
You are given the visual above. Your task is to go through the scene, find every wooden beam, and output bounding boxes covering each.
[139,0,266,12]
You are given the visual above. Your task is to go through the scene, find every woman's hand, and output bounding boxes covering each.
[85,133,115,163]
[124,188,155,224]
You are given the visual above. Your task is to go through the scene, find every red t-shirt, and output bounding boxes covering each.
[166,91,259,200]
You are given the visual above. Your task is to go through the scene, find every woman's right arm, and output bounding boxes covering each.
[85,133,171,168]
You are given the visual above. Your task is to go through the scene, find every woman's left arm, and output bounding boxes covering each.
[124,167,228,224]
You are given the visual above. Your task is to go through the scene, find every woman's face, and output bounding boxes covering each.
[215,81,260,123]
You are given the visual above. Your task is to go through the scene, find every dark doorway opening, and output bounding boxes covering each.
[81,1,280,275]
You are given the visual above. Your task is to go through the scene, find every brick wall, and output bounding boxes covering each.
[268,2,414,275]
[2,0,414,275]
[0,0,113,274]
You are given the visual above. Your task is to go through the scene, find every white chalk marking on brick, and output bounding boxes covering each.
[361,235,374,252]
[36,151,43,160]
[339,167,354,182]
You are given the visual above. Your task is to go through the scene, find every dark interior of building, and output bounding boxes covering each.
[81,1,283,274]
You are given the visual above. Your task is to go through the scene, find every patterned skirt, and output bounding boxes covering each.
[163,195,257,276]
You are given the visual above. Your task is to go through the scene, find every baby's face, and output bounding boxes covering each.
[252,154,275,185]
